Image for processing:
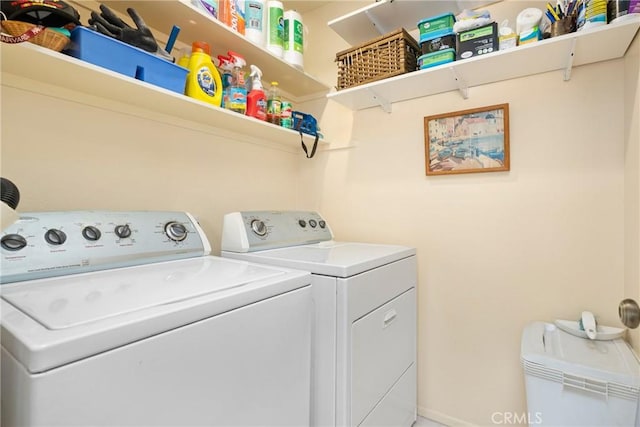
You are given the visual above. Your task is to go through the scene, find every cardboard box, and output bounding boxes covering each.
[456,22,498,60]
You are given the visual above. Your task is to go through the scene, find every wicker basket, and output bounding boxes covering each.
[1,20,70,52]
[335,28,420,91]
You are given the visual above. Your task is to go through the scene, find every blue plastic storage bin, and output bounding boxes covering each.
[64,27,188,94]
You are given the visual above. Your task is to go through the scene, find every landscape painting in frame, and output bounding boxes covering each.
[424,104,510,175]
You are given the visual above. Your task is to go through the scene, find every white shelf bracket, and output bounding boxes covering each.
[367,88,392,113]
[364,8,388,35]
[564,37,577,81]
[449,67,469,99]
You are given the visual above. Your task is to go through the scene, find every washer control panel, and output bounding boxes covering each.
[1,211,210,284]
[221,211,333,253]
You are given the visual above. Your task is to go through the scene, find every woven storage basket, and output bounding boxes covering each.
[335,28,420,91]
[1,20,70,51]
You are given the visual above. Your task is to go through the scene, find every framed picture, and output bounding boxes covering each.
[424,103,510,175]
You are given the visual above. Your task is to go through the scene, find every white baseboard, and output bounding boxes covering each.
[418,405,478,427]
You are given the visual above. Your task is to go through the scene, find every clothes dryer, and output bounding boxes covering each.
[221,210,417,427]
[1,211,312,427]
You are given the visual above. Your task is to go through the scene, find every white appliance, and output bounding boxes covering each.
[221,210,417,427]
[1,211,312,427]
[521,321,640,426]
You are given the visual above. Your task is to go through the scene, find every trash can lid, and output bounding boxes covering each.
[521,321,640,387]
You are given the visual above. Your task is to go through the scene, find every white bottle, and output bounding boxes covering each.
[245,0,266,46]
[283,9,303,69]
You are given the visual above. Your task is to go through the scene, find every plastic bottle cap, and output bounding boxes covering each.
[192,41,211,55]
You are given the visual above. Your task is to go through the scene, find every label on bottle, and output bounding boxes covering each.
[268,6,284,47]
[267,98,281,124]
[284,18,303,53]
[280,101,292,128]
[246,1,263,31]
[256,98,267,120]
[226,86,247,113]
[197,67,217,97]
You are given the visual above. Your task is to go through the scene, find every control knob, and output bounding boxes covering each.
[82,226,101,241]
[251,219,268,236]
[1,234,27,251]
[114,224,132,239]
[45,228,67,245]
[165,221,188,241]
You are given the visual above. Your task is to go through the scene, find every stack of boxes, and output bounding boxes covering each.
[417,13,456,69]
[417,11,500,68]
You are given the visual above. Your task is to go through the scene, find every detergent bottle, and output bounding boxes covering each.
[177,46,191,68]
[224,51,248,114]
[246,65,267,120]
[185,41,222,107]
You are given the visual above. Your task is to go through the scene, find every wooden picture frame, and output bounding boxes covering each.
[424,103,510,175]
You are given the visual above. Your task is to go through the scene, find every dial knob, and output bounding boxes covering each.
[251,219,267,236]
[1,233,27,251]
[309,219,317,228]
[165,222,188,241]
[45,228,67,245]
[82,226,101,241]
[114,224,132,239]
[298,219,307,228]
[319,220,326,229]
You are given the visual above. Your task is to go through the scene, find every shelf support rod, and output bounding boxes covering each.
[564,37,577,81]
[367,88,392,113]
[449,67,468,99]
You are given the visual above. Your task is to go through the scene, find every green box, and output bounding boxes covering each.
[418,49,455,69]
[417,13,455,37]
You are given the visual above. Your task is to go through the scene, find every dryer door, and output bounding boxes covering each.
[351,288,416,426]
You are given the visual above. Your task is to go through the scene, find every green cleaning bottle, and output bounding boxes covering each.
[185,41,223,107]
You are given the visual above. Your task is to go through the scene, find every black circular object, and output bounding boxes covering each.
[1,177,20,209]
[1,0,81,28]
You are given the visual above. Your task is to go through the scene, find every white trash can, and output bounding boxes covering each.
[521,321,640,426]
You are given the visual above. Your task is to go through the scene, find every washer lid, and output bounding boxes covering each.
[1,256,310,373]
[2,257,285,330]
[224,241,416,277]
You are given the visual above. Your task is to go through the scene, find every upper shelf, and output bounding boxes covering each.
[1,42,327,152]
[326,15,640,111]
[102,0,330,100]
[328,0,498,46]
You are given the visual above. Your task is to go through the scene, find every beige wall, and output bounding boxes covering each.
[301,1,634,425]
[0,85,305,251]
[1,1,638,426]
[0,0,311,248]
[624,26,640,353]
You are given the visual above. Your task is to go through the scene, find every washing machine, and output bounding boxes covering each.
[221,210,417,427]
[1,210,312,427]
